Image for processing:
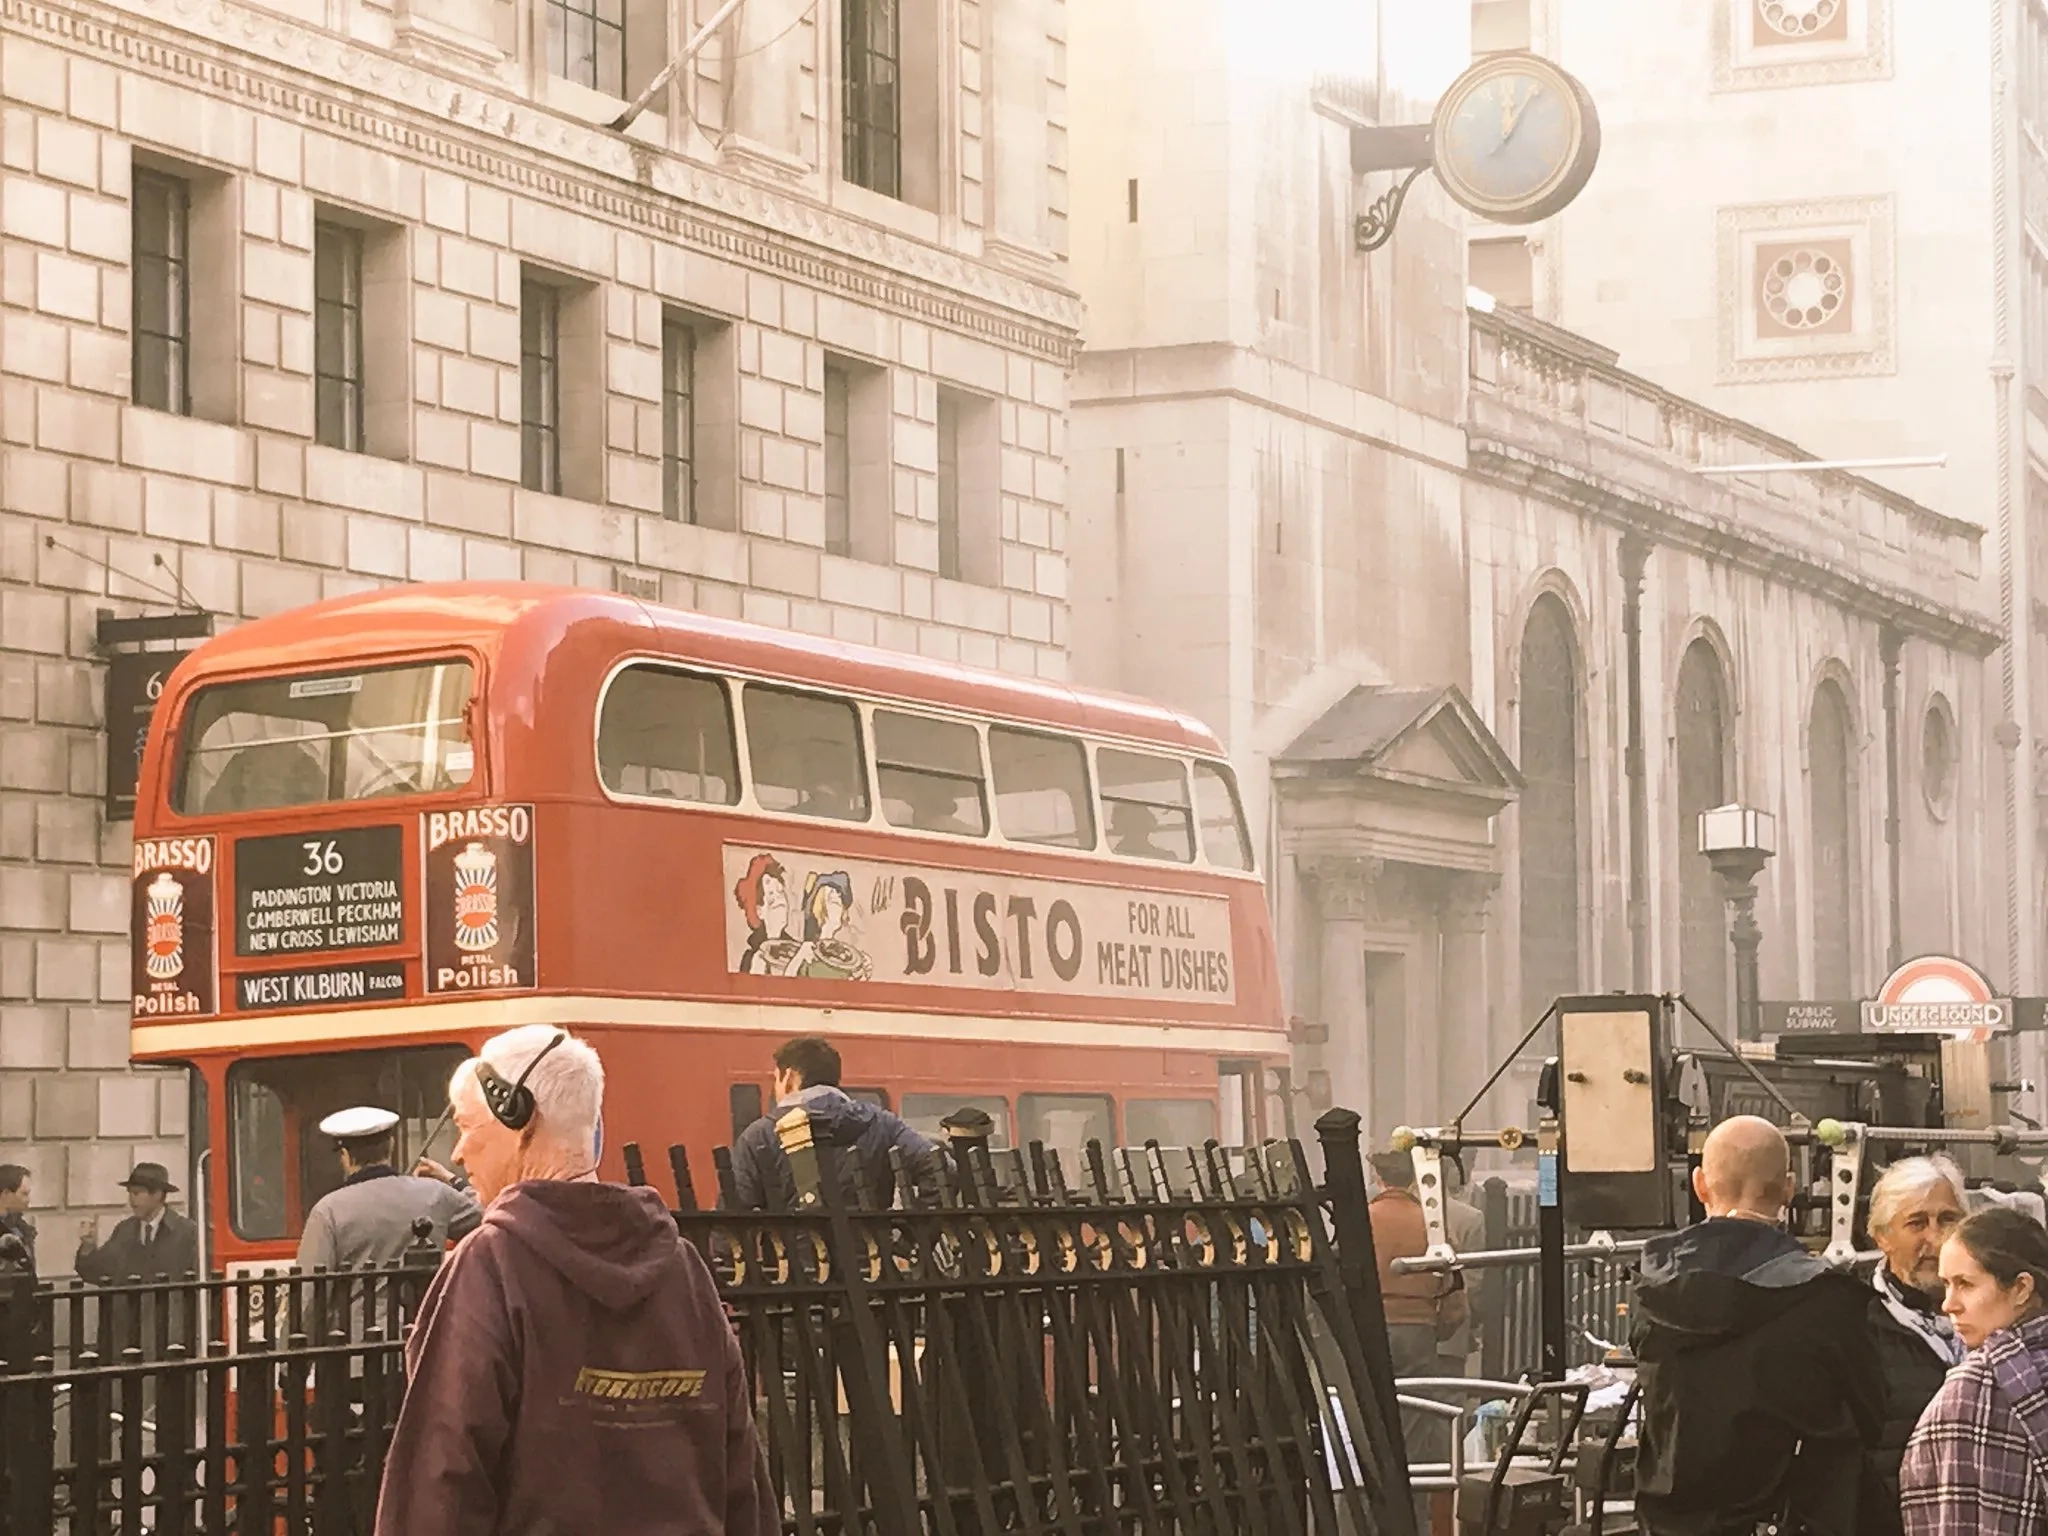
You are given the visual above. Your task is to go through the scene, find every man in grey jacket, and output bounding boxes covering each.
[299,1106,482,1273]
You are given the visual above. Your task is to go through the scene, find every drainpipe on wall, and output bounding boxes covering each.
[1621,534,1653,991]
[1881,628,1904,973]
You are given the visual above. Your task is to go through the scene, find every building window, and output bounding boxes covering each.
[936,391,961,580]
[1675,639,1730,1034]
[1471,237,1535,311]
[547,0,624,96]
[824,361,852,556]
[522,278,562,496]
[1809,680,1856,999]
[662,320,696,523]
[1518,595,1581,1023]
[1472,0,1532,54]
[843,0,901,196]
[314,223,366,453]
[131,169,191,416]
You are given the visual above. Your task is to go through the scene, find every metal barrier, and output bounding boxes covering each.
[0,1259,437,1535]
[0,1108,1417,1536]
[1474,1180,1637,1381]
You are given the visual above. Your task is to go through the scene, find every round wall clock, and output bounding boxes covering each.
[1430,51,1601,225]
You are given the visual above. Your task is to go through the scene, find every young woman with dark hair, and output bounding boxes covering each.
[1899,1206,2048,1536]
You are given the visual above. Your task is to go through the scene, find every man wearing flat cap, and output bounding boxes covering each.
[298,1105,481,1273]
[74,1161,199,1283]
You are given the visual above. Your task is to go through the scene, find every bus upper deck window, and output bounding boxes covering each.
[176,659,474,815]
[744,685,871,822]
[988,727,1095,849]
[1097,748,1195,863]
[598,666,739,804]
[875,710,988,836]
[1193,760,1253,871]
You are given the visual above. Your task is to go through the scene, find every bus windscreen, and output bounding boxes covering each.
[175,659,476,815]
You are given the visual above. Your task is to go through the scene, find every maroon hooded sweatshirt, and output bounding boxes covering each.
[374,1179,776,1536]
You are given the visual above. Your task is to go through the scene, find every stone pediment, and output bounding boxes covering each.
[1276,685,1523,817]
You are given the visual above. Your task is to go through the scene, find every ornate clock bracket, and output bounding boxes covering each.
[1350,125,1436,254]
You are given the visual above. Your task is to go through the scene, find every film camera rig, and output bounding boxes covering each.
[1386,993,2048,1536]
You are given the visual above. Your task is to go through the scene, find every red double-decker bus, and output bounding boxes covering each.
[126,583,1288,1268]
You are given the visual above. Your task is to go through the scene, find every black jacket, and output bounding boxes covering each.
[730,1087,939,1210]
[1631,1219,1887,1536]
[0,1213,36,1277]
[1867,1277,1958,1531]
[74,1208,200,1283]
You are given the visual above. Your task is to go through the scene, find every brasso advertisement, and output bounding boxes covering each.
[723,843,1238,1005]
[422,805,537,995]
[131,836,218,1019]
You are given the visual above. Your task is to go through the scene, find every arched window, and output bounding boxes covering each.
[1675,639,1729,1029]
[1809,680,1856,998]
[1518,595,1581,1022]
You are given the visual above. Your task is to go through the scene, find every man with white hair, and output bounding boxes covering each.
[1865,1155,1968,1529]
[374,1026,776,1536]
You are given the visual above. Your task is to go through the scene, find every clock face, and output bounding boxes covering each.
[1431,53,1601,225]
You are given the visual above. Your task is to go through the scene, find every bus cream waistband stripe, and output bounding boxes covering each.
[130,995,1285,1057]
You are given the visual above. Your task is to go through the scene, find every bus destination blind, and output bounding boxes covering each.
[234,827,406,959]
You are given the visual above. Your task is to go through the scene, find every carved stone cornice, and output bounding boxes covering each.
[7,0,1083,364]
[1465,436,2003,657]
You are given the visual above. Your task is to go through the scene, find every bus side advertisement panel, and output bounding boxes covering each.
[723,842,1238,1007]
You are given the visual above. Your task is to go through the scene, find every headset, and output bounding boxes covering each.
[474,1030,568,1133]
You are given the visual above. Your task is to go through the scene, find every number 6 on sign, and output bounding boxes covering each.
[302,840,344,877]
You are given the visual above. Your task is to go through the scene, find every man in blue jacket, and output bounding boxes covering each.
[729,1037,940,1210]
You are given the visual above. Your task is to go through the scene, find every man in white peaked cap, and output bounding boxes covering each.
[298,1105,482,1277]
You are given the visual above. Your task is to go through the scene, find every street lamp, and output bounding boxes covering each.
[1698,804,1777,1043]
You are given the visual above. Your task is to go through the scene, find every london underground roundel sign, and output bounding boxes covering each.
[1861,954,2011,1038]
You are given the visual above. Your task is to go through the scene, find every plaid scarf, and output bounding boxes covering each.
[1876,1263,1966,1367]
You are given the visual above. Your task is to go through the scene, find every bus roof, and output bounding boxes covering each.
[176,583,1228,755]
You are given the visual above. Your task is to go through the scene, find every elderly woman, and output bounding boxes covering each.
[1900,1206,2048,1535]
[1866,1155,1968,1513]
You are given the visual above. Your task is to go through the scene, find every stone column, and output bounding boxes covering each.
[1308,858,1377,1136]
[1437,874,1497,1122]
[985,0,1048,253]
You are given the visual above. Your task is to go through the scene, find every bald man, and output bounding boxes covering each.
[1631,1117,1887,1536]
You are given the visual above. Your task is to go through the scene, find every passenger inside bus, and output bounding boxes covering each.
[1108,801,1180,861]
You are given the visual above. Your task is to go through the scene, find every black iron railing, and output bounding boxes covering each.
[0,1111,1415,1536]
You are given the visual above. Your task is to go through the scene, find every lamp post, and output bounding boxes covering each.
[1698,804,1777,1043]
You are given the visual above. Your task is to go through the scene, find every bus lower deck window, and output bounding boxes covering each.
[1019,1093,1115,1165]
[176,660,475,815]
[1125,1097,1218,1149]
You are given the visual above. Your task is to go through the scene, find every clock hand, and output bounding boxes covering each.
[1501,84,1541,144]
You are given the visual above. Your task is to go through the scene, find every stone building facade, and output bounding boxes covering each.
[1067,0,2003,1138]
[1473,0,2042,1007]
[0,0,1078,1256]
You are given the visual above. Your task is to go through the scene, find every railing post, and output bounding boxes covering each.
[1315,1107,1416,1535]
[1480,1177,1510,1381]
[776,1107,922,1533]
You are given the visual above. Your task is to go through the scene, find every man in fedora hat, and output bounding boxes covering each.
[74,1161,199,1283]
